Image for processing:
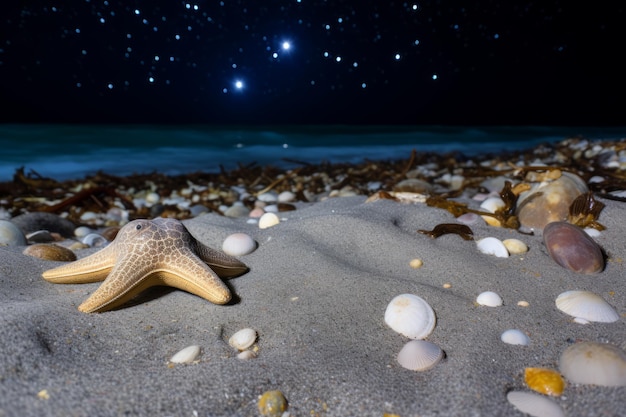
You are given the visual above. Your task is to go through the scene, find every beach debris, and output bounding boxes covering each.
[384,294,436,340]
[169,345,201,364]
[506,391,564,417]
[476,291,503,307]
[259,212,280,229]
[515,171,588,233]
[555,290,619,323]
[502,238,528,254]
[476,237,509,258]
[409,258,424,269]
[222,233,257,256]
[0,220,27,246]
[543,221,604,273]
[396,340,444,371]
[524,367,566,396]
[500,329,530,346]
[559,341,626,387]
[393,178,433,194]
[23,243,77,262]
[417,223,474,240]
[258,390,288,417]
[568,191,606,230]
[228,328,257,351]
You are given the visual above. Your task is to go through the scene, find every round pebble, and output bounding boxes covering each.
[222,233,257,256]
[409,258,424,269]
[23,243,77,261]
[258,390,288,417]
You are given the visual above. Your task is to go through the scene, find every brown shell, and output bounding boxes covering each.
[543,221,604,274]
[23,243,77,262]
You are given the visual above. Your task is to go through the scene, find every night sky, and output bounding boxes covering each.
[1,1,624,125]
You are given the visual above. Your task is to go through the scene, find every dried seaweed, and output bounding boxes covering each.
[568,192,606,230]
[417,223,474,240]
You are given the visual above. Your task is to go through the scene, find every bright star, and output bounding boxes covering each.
[234,80,244,89]
[282,41,291,51]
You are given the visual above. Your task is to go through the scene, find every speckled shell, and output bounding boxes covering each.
[396,340,444,371]
[258,390,288,417]
[384,294,436,340]
[559,342,626,387]
[543,221,604,274]
[23,243,77,262]
[555,290,619,323]
[524,367,566,396]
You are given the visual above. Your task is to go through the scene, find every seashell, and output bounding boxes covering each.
[476,291,503,307]
[258,390,288,417]
[384,294,436,340]
[169,345,201,364]
[502,238,528,254]
[0,220,27,246]
[393,178,433,194]
[506,391,565,417]
[555,290,619,323]
[476,237,509,258]
[516,171,588,232]
[543,221,604,274]
[396,340,444,371]
[524,367,566,396]
[100,226,121,241]
[237,350,257,360]
[224,203,250,218]
[456,212,482,225]
[23,243,77,262]
[82,233,109,248]
[26,230,55,243]
[145,192,160,204]
[480,196,506,213]
[74,226,93,238]
[10,212,76,238]
[259,212,280,229]
[257,192,278,203]
[559,342,626,387]
[229,328,257,351]
[249,207,265,218]
[501,329,530,346]
[222,233,257,256]
[277,190,296,203]
[409,258,423,269]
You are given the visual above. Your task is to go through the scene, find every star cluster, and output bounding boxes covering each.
[1,1,625,124]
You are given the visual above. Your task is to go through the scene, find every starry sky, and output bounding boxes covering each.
[1,1,624,126]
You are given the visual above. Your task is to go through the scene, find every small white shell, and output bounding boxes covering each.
[559,341,626,387]
[397,340,443,371]
[506,391,565,417]
[502,238,528,254]
[237,350,257,360]
[169,345,201,364]
[229,328,257,351]
[384,294,436,340]
[480,196,505,213]
[222,233,257,256]
[555,290,619,323]
[500,329,530,346]
[476,291,503,307]
[476,237,509,258]
[258,212,280,229]
[82,233,108,247]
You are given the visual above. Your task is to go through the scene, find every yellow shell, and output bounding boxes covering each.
[23,243,77,262]
[258,390,287,417]
[524,367,565,396]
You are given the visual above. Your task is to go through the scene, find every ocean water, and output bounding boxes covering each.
[0,124,624,181]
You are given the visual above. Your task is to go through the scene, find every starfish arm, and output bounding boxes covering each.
[193,240,249,278]
[78,252,232,313]
[41,243,117,284]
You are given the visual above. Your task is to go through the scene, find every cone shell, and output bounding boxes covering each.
[396,340,444,371]
[559,342,626,387]
[555,290,619,323]
[543,221,604,274]
[384,294,436,340]
[524,367,565,396]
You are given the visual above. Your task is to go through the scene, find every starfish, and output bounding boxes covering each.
[42,217,248,313]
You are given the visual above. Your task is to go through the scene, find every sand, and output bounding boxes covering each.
[0,193,625,416]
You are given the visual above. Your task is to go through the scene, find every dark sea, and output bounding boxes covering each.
[1,124,624,182]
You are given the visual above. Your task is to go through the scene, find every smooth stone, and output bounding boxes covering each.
[0,220,27,246]
[23,243,77,262]
[543,221,604,274]
[222,233,257,256]
[10,212,76,237]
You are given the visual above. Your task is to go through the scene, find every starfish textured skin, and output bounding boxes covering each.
[42,218,248,313]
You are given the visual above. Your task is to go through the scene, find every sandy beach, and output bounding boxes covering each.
[0,140,625,416]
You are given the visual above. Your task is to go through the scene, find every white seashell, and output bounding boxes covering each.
[82,233,108,248]
[222,233,257,256]
[559,341,626,387]
[384,294,436,340]
[500,329,530,346]
[169,345,201,363]
[257,192,278,203]
[476,291,503,307]
[555,290,619,323]
[502,238,528,254]
[145,192,160,204]
[258,212,280,229]
[237,350,257,360]
[476,237,509,258]
[397,340,443,371]
[229,328,257,351]
[277,191,296,203]
[506,391,565,417]
[480,196,505,213]
[456,212,482,225]
[74,226,93,238]
[0,220,27,246]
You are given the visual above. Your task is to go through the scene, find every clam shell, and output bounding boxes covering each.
[23,243,77,262]
[259,212,280,229]
[555,290,619,323]
[506,391,564,417]
[169,345,201,364]
[502,238,528,254]
[559,341,626,387]
[229,328,257,351]
[222,233,257,256]
[501,329,530,346]
[384,294,436,340]
[396,340,444,371]
[476,237,509,258]
[543,221,604,274]
[476,291,503,307]
[524,367,565,396]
